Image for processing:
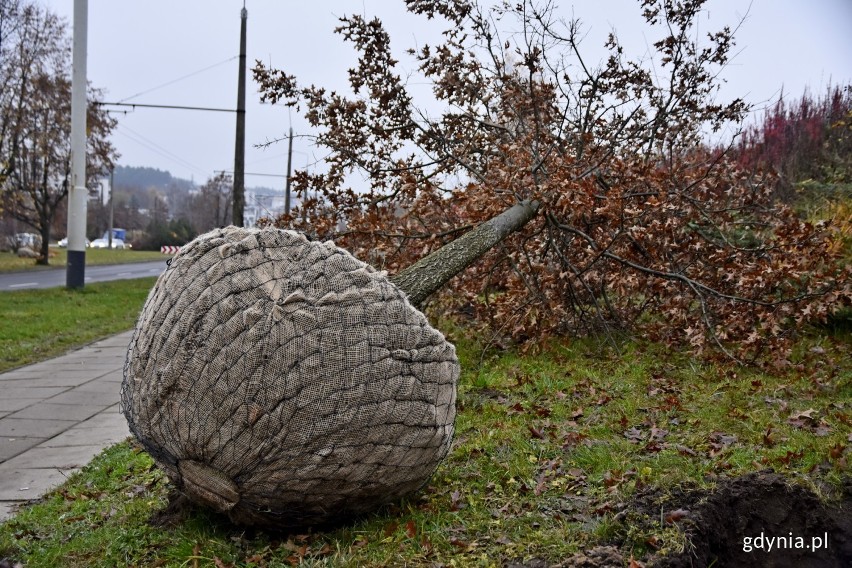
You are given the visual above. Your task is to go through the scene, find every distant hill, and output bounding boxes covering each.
[114,165,195,192]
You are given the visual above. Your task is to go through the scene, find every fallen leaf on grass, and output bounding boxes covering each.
[350,538,368,550]
[675,444,698,456]
[383,521,399,537]
[528,425,546,440]
[533,404,552,418]
[764,397,789,412]
[772,449,805,466]
[709,432,737,456]
[624,427,644,443]
[562,430,588,449]
[813,421,833,436]
[449,489,465,511]
[790,408,818,421]
[664,508,691,524]
[650,426,668,441]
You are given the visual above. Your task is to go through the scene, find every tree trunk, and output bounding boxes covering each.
[37,225,51,266]
[391,200,540,306]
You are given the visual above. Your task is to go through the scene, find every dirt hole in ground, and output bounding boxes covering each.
[627,471,852,568]
[520,472,852,567]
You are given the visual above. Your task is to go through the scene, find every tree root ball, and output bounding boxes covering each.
[121,226,459,528]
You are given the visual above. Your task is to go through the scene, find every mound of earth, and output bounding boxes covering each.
[632,471,851,567]
[510,472,850,567]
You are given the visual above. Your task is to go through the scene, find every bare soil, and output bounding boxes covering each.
[644,471,852,567]
[511,471,851,567]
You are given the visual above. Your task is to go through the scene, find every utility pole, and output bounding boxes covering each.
[285,127,293,215]
[108,168,114,249]
[232,4,247,226]
[66,0,88,289]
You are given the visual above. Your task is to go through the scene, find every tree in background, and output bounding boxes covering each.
[0,0,116,264]
[255,0,850,363]
[141,217,196,251]
[185,172,233,233]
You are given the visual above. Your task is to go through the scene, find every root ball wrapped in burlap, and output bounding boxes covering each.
[121,226,459,528]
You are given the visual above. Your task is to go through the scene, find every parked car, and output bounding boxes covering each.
[57,237,90,248]
[90,238,126,249]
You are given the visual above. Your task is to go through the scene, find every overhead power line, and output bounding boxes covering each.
[217,170,286,178]
[117,56,238,103]
[95,101,236,113]
[117,123,208,177]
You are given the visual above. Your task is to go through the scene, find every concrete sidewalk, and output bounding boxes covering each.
[0,331,133,522]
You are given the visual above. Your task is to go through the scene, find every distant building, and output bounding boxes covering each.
[244,189,299,227]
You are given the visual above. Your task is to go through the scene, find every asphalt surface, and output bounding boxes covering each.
[0,260,168,291]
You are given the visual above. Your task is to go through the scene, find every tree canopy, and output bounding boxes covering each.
[254,0,850,363]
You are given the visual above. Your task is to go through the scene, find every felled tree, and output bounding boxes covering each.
[254,0,850,363]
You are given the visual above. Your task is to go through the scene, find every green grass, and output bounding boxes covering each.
[0,278,156,372]
[1,327,848,567]
[0,249,168,273]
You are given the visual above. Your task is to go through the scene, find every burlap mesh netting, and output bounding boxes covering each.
[120,226,459,528]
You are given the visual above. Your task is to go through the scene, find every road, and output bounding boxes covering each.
[0,260,168,291]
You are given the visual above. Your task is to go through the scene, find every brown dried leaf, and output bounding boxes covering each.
[664,508,691,524]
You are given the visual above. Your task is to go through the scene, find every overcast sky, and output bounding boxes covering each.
[40,0,852,188]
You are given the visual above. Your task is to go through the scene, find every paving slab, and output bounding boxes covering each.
[0,331,135,522]
[1,387,67,400]
[0,369,51,380]
[0,501,21,521]
[76,409,128,430]
[46,361,117,379]
[0,437,45,461]
[0,376,100,388]
[0,466,71,500]
[43,389,119,407]
[0,445,104,470]
[9,403,105,422]
[40,426,128,448]
[73,377,122,393]
[0,399,39,414]
[0,418,77,438]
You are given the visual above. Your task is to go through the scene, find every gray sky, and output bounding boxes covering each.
[41,0,852,187]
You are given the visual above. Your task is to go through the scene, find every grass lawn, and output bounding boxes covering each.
[0,277,156,372]
[0,248,168,273]
[0,323,848,567]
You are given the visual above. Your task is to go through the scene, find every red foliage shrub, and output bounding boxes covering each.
[735,84,852,198]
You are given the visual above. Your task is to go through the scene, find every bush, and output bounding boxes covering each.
[138,218,196,251]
